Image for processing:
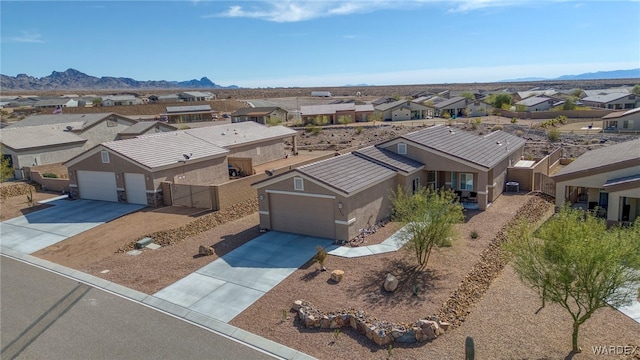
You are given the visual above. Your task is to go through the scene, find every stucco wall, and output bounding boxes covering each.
[343,176,398,241]
[227,138,287,166]
[554,165,640,208]
[10,142,86,170]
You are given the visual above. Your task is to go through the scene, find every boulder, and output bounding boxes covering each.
[331,270,344,283]
[198,245,213,256]
[383,273,399,292]
[292,300,304,311]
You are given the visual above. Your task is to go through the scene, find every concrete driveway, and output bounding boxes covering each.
[154,231,336,323]
[0,198,145,254]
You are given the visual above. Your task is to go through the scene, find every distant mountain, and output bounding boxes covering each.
[502,68,640,82]
[0,68,239,91]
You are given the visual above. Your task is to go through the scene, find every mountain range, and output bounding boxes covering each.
[1,68,638,91]
[0,69,238,91]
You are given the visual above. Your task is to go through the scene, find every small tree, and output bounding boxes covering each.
[547,128,561,142]
[461,92,474,100]
[391,186,464,270]
[505,207,640,353]
[632,84,640,96]
[0,146,14,182]
[493,94,512,109]
[313,246,328,271]
[562,97,577,111]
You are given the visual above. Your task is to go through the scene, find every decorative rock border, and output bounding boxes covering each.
[292,300,450,346]
[295,194,555,346]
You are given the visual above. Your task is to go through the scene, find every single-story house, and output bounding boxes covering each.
[553,139,640,224]
[581,93,637,110]
[514,96,556,112]
[375,100,434,121]
[101,95,143,106]
[602,108,640,132]
[513,89,558,102]
[64,121,298,206]
[163,105,214,123]
[253,124,525,241]
[371,97,398,106]
[118,121,177,139]
[0,113,138,179]
[432,96,469,118]
[299,104,373,125]
[34,98,85,109]
[231,107,289,125]
[179,92,215,102]
[157,94,181,102]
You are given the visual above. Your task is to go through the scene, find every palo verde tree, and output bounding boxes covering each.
[505,207,640,353]
[391,185,464,270]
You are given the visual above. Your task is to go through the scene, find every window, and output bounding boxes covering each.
[427,171,436,189]
[623,120,634,129]
[256,147,261,156]
[101,150,110,163]
[459,173,473,190]
[397,143,407,155]
[294,177,304,191]
[412,177,420,193]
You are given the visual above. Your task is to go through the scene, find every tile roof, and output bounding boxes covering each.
[400,125,526,168]
[180,121,297,148]
[34,99,72,107]
[297,153,397,195]
[553,139,640,178]
[102,132,228,169]
[582,92,632,103]
[6,113,115,129]
[0,124,87,150]
[354,146,424,173]
[180,91,212,97]
[231,107,281,116]
[602,107,640,119]
[165,105,212,113]
[119,121,176,135]
[299,103,373,116]
[374,99,411,111]
[515,96,553,106]
[433,96,467,109]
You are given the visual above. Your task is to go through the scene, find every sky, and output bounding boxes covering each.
[1,0,639,88]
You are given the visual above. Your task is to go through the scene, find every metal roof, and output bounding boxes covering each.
[102,132,228,169]
[0,124,87,150]
[297,153,397,195]
[553,139,640,178]
[400,125,527,169]
[6,113,115,129]
[354,146,424,173]
[165,105,212,113]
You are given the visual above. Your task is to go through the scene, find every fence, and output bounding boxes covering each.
[497,109,614,120]
[171,183,213,209]
[533,172,555,198]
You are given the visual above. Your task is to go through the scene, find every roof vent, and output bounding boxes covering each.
[65,125,73,131]
[221,131,226,135]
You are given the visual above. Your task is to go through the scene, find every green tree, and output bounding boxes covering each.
[571,89,584,98]
[505,207,640,353]
[461,92,475,99]
[0,146,14,182]
[391,186,464,270]
[493,94,512,109]
[632,84,640,96]
[266,115,281,126]
[92,97,102,106]
[562,97,577,110]
[368,111,383,123]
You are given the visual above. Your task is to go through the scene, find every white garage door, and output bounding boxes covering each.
[124,173,147,205]
[269,193,335,239]
[77,170,117,202]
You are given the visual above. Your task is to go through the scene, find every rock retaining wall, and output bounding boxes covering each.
[296,194,555,345]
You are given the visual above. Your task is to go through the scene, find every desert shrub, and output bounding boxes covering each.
[516,130,524,137]
[313,246,328,270]
[442,112,451,119]
[548,128,561,142]
[42,173,58,178]
[491,124,503,132]
[511,117,518,124]
[470,230,479,239]
[355,126,364,134]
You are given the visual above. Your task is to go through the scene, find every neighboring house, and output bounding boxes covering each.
[513,89,558,102]
[253,124,525,241]
[581,92,638,110]
[371,97,398,106]
[552,139,640,224]
[375,100,434,121]
[64,121,298,206]
[299,104,373,125]
[163,105,214,123]
[34,98,85,109]
[514,96,556,112]
[583,88,630,98]
[101,95,143,106]
[311,91,331,97]
[231,107,289,125]
[0,113,137,178]
[432,96,470,118]
[157,94,181,102]
[118,121,177,139]
[602,108,640,132]
[178,92,215,102]
[465,100,494,117]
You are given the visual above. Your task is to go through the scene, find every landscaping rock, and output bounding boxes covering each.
[198,245,213,256]
[383,273,399,292]
[331,270,344,283]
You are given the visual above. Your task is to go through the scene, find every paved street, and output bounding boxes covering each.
[0,256,277,360]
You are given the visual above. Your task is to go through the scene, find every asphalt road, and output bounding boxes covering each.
[0,256,277,360]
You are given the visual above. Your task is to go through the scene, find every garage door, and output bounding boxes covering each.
[124,173,147,205]
[77,170,117,202]
[269,193,335,239]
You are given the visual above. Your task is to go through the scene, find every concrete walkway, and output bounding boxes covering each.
[327,225,409,258]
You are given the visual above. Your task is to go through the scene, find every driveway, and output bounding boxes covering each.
[0,198,145,254]
[154,231,336,322]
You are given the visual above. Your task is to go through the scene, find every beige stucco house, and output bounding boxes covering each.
[0,113,138,179]
[299,103,374,125]
[64,121,297,206]
[552,139,640,224]
[231,107,289,125]
[253,125,525,241]
[602,108,640,132]
[375,100,434,121]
